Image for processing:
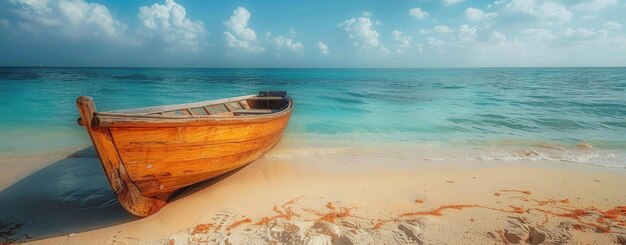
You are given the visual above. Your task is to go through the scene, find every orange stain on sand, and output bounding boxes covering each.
[226,218,252,231]
[255,197,303,226]
[191,223,214,235]
[400,205,524,217]
[183,190,625,240]
[326,202,336,210]
[304,206,354,223]
[255,205,299,225]
[499,189,532,195]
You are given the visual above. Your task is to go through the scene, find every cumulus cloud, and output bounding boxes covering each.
[465,7,498,21]
[362,11,372,17]
[391,30,412,53]
[270,35,304,53]
[505,0,573,23]
[573,0,618,12]
[317,41,329,55]
[604,21,622,30]
[434,25,454,34]
[138,0,205,51]
[416,43,424,53]
[490,31,507,44]
[443,0,464,6]
[428,37,445,46]
[458,24,477,42]
[563,27,608,41]
[9,0,126,39]
[338,17,380,48]
[409,8,429,20]
[223,7,263,53]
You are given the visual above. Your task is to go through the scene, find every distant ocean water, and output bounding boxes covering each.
[1,67,625,167]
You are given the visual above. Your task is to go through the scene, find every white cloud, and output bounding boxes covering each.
[9,0,126,39]
[490,31,507,44]
[505,0,573,23]
[563,28,608,41]
[574,0,618,12]
[409,8,429,20]
[379,45,390,55]
[465,7,498,21]
[434,25,454,34]
[289,28,301,35]
[391,30,412,53]
[317,41,329,55]
[458,24,477,42]
[362,11,372,17]
[487,1,507,9]
[443,0,464,6]
[416,43,424,53]
[138,0,205,51]
[428,37,445,46]
[223,6,263,53]
[604,21,622,30]
[338,17,380,48]
[270,35,304,52]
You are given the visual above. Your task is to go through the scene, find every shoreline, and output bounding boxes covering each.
[1,145,625,244]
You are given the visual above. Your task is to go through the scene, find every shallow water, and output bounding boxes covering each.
[0,67,624,166]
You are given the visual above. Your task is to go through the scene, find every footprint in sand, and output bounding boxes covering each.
[212,212,235,231]
[494,216,571,244]
[393,223,423,244]
[267,221,309,244]
[337,229,385,245]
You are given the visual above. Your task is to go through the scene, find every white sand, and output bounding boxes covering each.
[1,145,625,244]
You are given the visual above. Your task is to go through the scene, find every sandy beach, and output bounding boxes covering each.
[1,142,625,245]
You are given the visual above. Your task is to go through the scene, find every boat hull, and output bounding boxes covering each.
[76,94,292,217]
[110,114,290,196]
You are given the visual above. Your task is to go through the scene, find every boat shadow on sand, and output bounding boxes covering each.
[0,147,239,243]
[0,147,132,243]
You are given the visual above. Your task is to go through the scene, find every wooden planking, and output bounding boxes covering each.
[110,116,289,149]
[76,96,169,217]
[106,94,256,114]
[135,168,235,196]
[132,133,284,196]
[117,130,284,165]
[124,130,283,180]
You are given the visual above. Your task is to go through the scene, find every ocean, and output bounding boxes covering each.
[0,67,625,167]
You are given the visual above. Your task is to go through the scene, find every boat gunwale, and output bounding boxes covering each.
[93,95,293,127]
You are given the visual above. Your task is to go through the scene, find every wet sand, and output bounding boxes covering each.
[1,146,625,244]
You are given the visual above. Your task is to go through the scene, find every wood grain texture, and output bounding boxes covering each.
[76,96,169,217]
[76,93,293,217]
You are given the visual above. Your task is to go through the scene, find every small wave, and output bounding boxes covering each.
[264,147,349,158]
[320,95,367,105]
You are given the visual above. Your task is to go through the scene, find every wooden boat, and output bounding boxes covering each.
[76,91,293,217]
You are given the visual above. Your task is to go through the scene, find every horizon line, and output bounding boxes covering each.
[1,66,625,69]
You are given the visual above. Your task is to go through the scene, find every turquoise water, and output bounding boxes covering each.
[1,67,625,166]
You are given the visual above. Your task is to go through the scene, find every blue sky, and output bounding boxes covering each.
[0,0,625,67]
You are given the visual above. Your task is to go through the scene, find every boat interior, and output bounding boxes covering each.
[100,91,291,118]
